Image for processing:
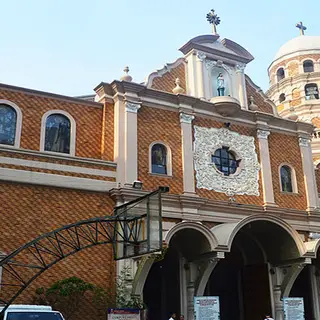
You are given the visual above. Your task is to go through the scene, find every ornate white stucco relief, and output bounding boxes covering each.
[194,126,260,196]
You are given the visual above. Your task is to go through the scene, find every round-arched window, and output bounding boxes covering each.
[45,114,71,154]
[0,104,17,146]
[280,165,293,193]
[212,147,240,176]
[151,143,167,174]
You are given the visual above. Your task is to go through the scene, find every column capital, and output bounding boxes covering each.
[299,137,310,147]
[196,51,206,62]
[235,63,246,74]
[125,102,141,113]
[180,113,195,124]
[257,129,270,140]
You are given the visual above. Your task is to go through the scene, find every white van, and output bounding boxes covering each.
[0,305,65,320]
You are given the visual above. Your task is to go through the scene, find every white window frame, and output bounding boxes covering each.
[149,141,172,176]
[279,163,298,193]
[0,99,22,148]
[40,110,76,156]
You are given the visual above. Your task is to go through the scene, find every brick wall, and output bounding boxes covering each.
[290,88,302,107]
[193,118,264,206]
[0,182,115,320]
[151,63,186,93]
[315,169,320,193]
[268,133,307,210]
[0,87,105,159]
[288,62,299,77]
[137,106,183,194]
[101,102,115,161]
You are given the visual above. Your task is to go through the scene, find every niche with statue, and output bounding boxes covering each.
[211,67,231,97]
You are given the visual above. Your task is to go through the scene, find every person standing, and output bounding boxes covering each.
[264,315,274,320]
[168,313,176,320]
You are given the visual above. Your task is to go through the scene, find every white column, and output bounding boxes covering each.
[196,52,206,99]
[114,98,126,185]
[299,137,319,211]
[257,129,276,206]
[310,265,320,319]
[236,64,248,109]
[124,102,141,185]
[180,113,196,195]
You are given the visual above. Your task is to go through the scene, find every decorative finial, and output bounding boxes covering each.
[296,22,307,36]
[206,9,221,35]
[248,96,258,111]
[288,107,298,121]
[120,66,132,82]
[172,78,184,94]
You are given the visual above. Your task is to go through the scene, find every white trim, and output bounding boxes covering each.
[0,156,116,178]
[149,141,172,176]
[0,167,116,192]
[279,163,298,194]
[0,99,22,148]
[40,110,76,156]
[0,145,116,167]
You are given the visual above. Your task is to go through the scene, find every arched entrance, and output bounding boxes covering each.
[143,222,216,320]
[207,216,304,320]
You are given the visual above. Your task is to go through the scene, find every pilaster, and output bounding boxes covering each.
[196,52,206,99]
[299,136,319,211]
[124,102,141,185]
[180,112,196,195]
[256,129,276,207]
[236,64,248,109]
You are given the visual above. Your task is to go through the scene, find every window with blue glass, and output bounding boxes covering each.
[212,147,240,176]
[45,114,71,154]
[0,104,17,146]
[151,144,167,174]
[280,165,293,192]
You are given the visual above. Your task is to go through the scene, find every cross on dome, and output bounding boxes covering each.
[296,21,307,36]
[206,9,221,35]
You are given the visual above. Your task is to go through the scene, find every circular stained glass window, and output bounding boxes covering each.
[211,147,240,176]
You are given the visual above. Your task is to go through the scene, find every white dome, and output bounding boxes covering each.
[274,35,320,60]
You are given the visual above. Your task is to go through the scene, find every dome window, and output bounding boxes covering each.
[279,93,286,103]
[305,83,319,100]
[277,68,285,82]
[303,60,314,73]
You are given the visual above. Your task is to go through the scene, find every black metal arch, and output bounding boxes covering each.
[0,187,168,314]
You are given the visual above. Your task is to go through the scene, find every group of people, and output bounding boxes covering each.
[168,313,274,320]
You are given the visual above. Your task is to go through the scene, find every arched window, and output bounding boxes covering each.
[279,93,286,103]
[44,114,71,154]
[277,68,285,82]
[303,60,314,73]
[305,83,319,100]
[151,143,168,174]
[0,104,17,146]
[280,165,293,192]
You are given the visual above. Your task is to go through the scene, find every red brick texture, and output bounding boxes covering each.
[315,169,320,193]
[101,102,115,161]
[193,118,264,205]
[151,63,186,93]
[268,133,307,210]
[0,87,108,160]
[0,182,115,320]
[245,78,274,115]
[137,106,183,194]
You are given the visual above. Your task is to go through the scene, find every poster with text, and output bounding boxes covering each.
[283,297,305,320]
[194,296,220,320]
[108,309,140,320]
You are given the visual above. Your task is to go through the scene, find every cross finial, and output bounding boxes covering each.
[296,21,307,36]
[206,9,221,35]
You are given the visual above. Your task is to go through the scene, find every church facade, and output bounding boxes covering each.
[1,12,320,320]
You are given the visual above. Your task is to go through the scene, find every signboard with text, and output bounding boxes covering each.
[108,309,140,320]
[194,296,220,320]
[283,297,305,320]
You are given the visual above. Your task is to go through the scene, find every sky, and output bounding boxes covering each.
[1,0,320,97]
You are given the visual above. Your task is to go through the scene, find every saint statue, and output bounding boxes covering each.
[217,73,225,96]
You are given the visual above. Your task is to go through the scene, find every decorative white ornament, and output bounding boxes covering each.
[180,113,194,124]
[196,51,206,62]
[194,127,260,196]
[125,102,141,113]
[235,64,246,74]
[257,129,270,140]
[299,137,310,147]
[204,59,233,75]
